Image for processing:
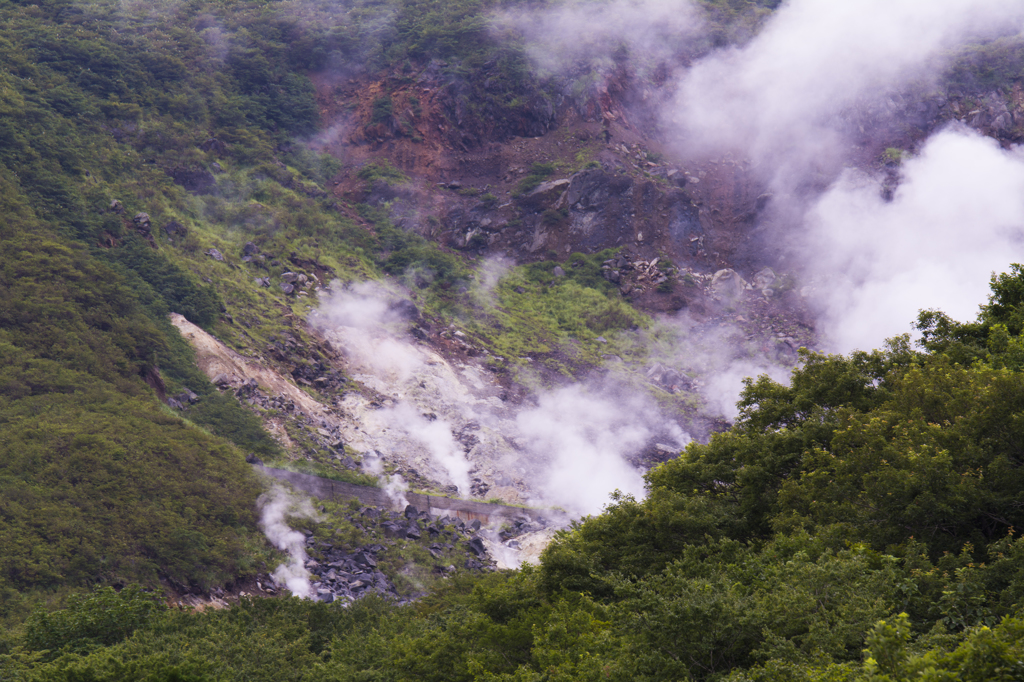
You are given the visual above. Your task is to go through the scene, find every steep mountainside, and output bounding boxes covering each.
[3,0,1024,678]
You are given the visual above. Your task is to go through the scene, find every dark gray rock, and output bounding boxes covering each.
[199,138,228,155]
[521,178,569,211]
[354,551,377,568]
[567,168,616,209]
[280,282,295,295]
[162,221,187,238]
[170,166,217,195]
[467,536,486,556]
[391,300,421,321]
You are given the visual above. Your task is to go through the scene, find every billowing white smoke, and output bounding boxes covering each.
[313,281,477,491]
[314,280,424,382]
[662,0,1024,353]
[669,0,1024,179]
[314,275,696,514]
[515,384,686,515]
[805,128,1024,352]
[258,486,320,598]
[316,280,402,328]
[381,402,473,496]
[494,0,704,74]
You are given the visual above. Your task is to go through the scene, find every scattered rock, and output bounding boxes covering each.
[390,299,421,321]
[163,221,187,238]
[711,269,747,302]
[752,267,776,291]
[170,166,217,195]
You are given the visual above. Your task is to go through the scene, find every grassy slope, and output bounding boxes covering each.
[0,0,659,617]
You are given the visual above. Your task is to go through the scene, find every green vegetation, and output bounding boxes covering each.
[23,585,165,660]
[7,0,1024,679]
[883,147,906,164]
[9,268,1024,680]
[268,460,380,488]
[450,250,648,376]
[357,160,409,185]
[514,162,558,196]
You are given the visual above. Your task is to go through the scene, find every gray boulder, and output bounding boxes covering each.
[711,269,747,302]
[521,178,569,210]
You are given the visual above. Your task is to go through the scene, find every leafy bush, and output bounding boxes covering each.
[357,160,408,185]
[370,96,394,124]
[24,586,165,659]
[183,393,282,458]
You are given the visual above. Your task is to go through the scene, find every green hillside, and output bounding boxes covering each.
[3,271,1024,680]
[2,0,1024,678]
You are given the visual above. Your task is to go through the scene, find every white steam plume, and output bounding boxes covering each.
[470,257,512,309]
[382,402,473,496]
[662,0,1024,356]
[314,280,475,496]
[314,280,424,382]
[645,313,796,421]
[805,127,1024,353]
[314,275,695,515]
[258,486,320,599]
[670,0,1024,175]
[316,280,403,329]
[515,384,679,515]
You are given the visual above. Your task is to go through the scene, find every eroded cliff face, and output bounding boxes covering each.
[171,36,1024,517]
[314,67,768,293]
[310,54,1024,309]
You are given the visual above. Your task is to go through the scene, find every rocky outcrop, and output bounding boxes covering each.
[510,164,705,262]
[519,178,570,211]
[710,269,747,302]
[170,166,218,195]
